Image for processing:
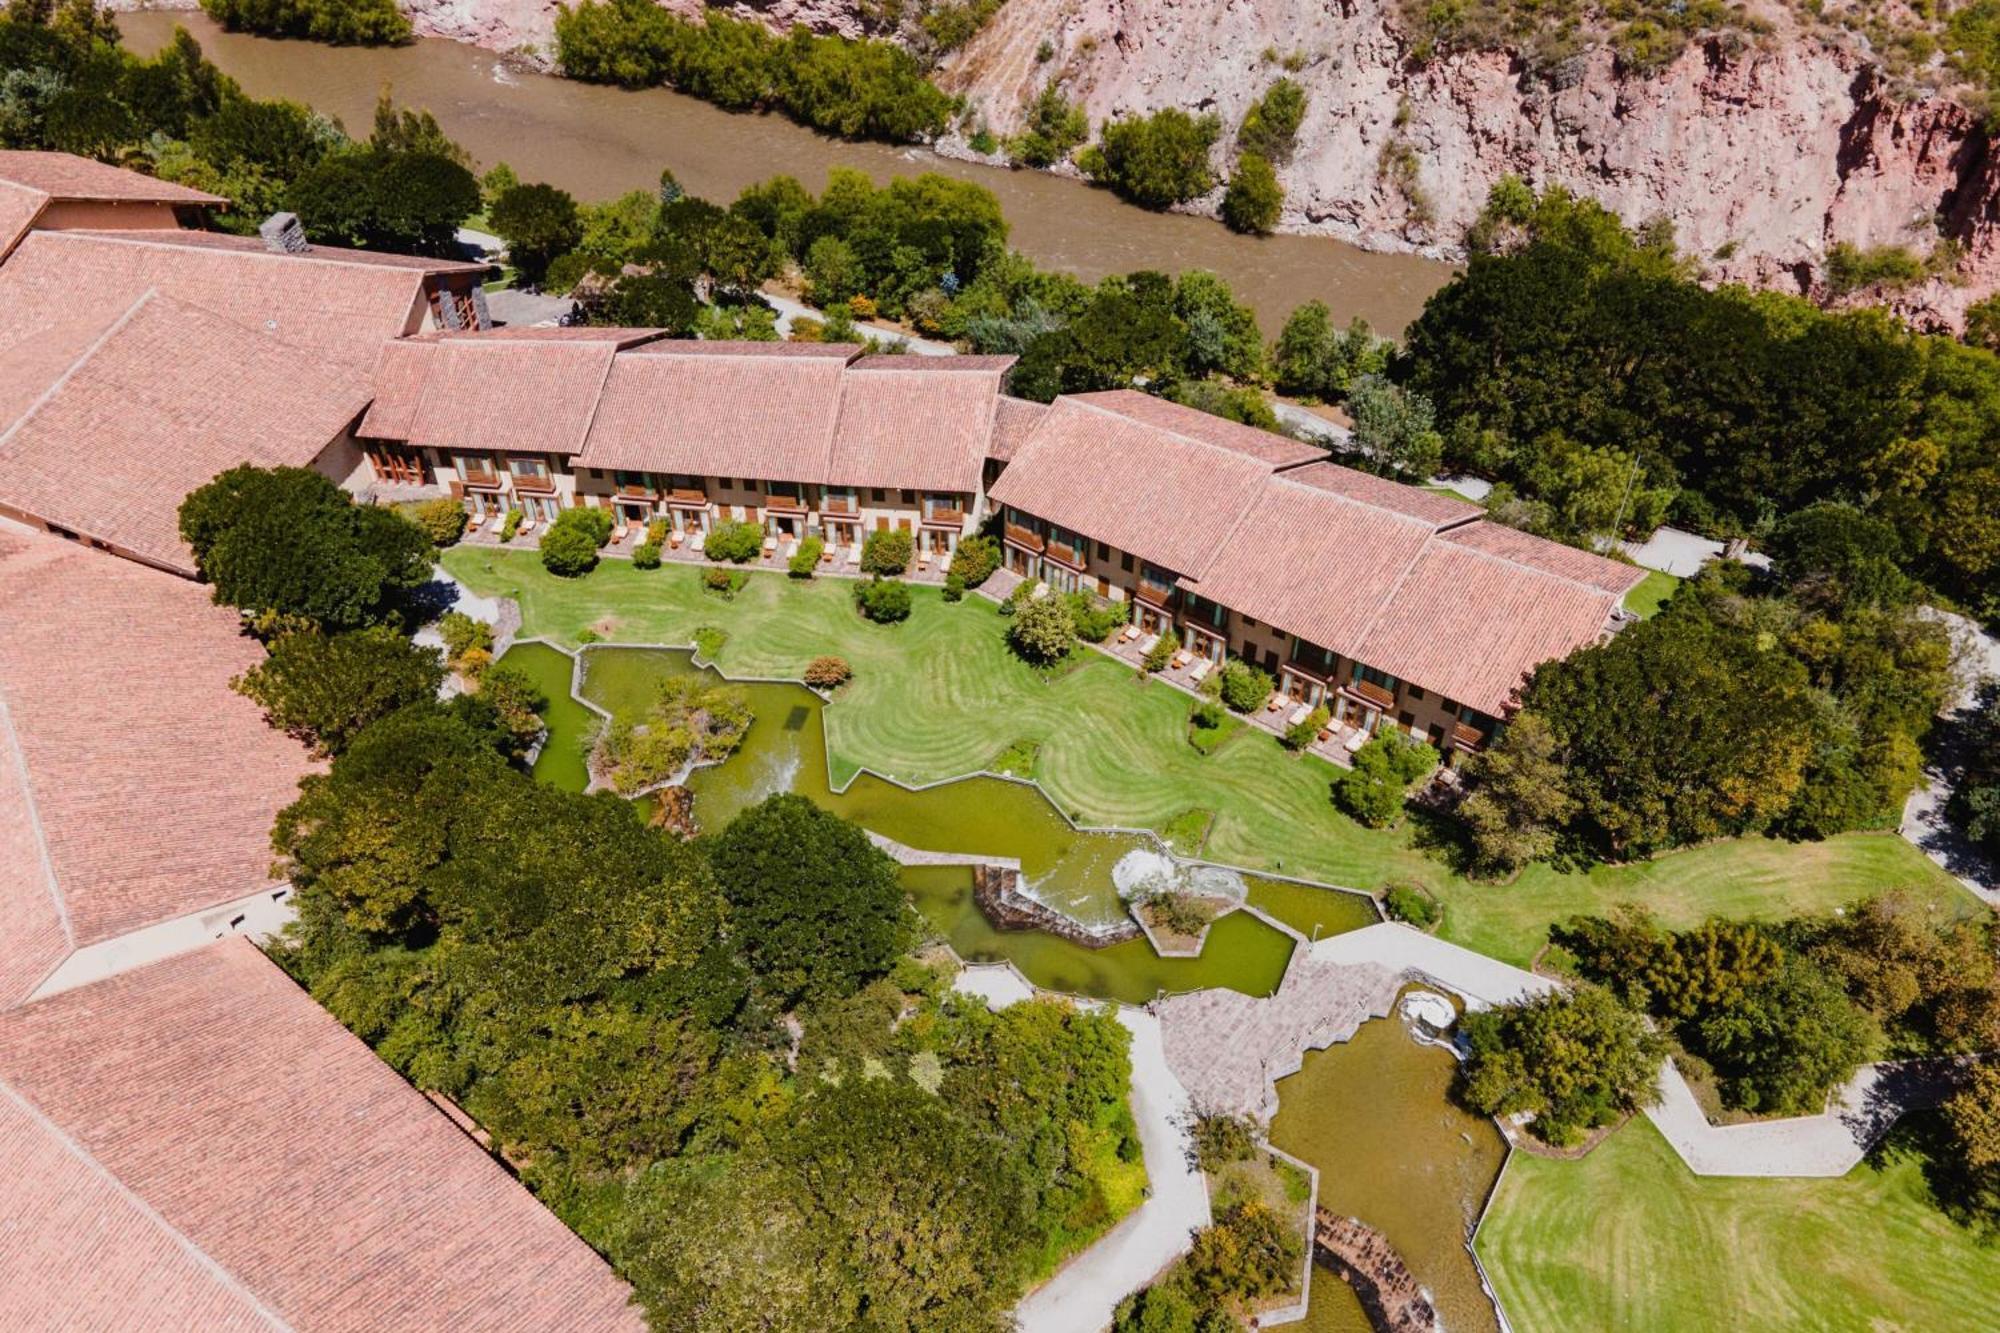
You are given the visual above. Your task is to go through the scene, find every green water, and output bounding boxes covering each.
[1269,996,1508,1333]
[496,640,1379,998]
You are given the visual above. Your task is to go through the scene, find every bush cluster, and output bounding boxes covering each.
[1078,108,1221,209]
[540,506,613,577]
[947,534,1001,588]
[1007,593,1074,664]
[201,0,410,43]
[704,520,765,564]
[853,575,912,623]
[788,535,824,577]
[406,497,468,547]
[1333,730,1437,828]
[804,655,852,689]
[1216,660,1273,714]
[861,527,914,575]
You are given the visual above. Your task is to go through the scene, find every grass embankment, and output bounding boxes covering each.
[1621,568,1681,619]
[445,550,1979,966]
[1478,1117,2000,1330]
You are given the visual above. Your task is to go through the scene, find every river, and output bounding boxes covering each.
[121,11,1454,336]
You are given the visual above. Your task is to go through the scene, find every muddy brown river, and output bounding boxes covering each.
[122,10,1454,335]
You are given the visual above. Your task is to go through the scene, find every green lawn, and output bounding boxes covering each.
[1478,1117,1999,1331]
[1622,568,1683,619]
[446,550,1980,965]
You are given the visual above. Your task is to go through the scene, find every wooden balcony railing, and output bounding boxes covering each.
[1134,574,1175,607]
[510,472,556,495]
[459,469,502,491]
[1045,537,1084,569]
[822,495,857,516]
[617,482,657,501]
[1004,521,1045,553]
[665,487,709,508]
[765,490,809,512]
[922,505,967,528]
[1450,722,1487,752]
[1343,678,1397,711]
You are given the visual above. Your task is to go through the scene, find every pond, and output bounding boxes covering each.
[497,639,1377,1001]
[1269,994,1509,1333]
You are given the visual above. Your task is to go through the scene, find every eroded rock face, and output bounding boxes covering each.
[937,0,2000,327]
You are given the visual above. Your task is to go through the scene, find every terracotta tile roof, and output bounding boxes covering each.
[0,291,370,576]
[0,230,431,371]
[356,332,636,456]
[1285,460,1485,527]
[0,530,317,1006]
[440,325,665,343]
[0,940,645,1331]
[1068,390,1326,468]
[88,227,490,274]
[989,393,1321,576]
[987,396,1047,462]
[1440,519,1649,597]
[579,341,854,483]
[0,152,225,205]
[827,356,1012,493]
[1180,469,1442,658]
[1352,535,1625,714]
[0,180,48,259]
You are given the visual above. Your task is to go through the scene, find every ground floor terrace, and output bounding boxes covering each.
[439,547,1982,969]
[367,443,979,559]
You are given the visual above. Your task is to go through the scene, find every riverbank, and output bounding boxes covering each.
[117,10,1454,337]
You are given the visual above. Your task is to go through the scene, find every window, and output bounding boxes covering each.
[1120,552,1134,572]
[1243,616,1259,628]
[452,452,489,479]
[1263,649,1279,673]
[1289,640,1338,676]
[874,488,888,502]
[1406,685,1425,700]
[1399,711,1415,728]
[614,469,645,488]
[1095,540,1109,560]
[901,489,917,505]
[509,456,549,479]
[1353,664,1398,693]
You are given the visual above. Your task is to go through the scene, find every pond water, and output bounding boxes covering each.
[1269,996,1509,1333]
[497,639,1377,999]
[121,11,1455,337]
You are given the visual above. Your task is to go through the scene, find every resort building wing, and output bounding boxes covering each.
[0,149,225,259]
[0,939,644,1330]
[0,527,318,1006]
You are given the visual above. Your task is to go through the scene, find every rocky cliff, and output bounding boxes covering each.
[391,0,2000,326]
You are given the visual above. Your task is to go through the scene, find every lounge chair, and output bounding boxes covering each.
[763,535,778,555]
[1136,632,1160,655]
[1344,730,1368,752]
[669,529,684,549]
[783,538,799,560]
[1120,624,1139,643]
[1288,703,1311,727]
[1187,658,1213,684]
[612,518,630,543]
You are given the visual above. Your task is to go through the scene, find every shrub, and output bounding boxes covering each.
[1008,593,1075,663]
[489,181,582,286]
[804,655,852,689]
[1141,888,1214,938]
[575,628,602,644]
[943,571,967,601]
[232,626,445,757]
[1217,660,1273,713]
[1238,78,1307,162]
[861,526,913,575]
[1144,629,1179,673]
[1184,1200,1301,1308]
[693,626,727,658]
[789,535,824,577]
[704,520,765,564]
[1191,1112,1258,1173]
[407,497,468,547]
[499,509,523,542]
[437,610,493,664]
[947,533,1001,588]
[201,0,411,45]
[1382,881,1440,929]
[539,506,612,577]
[1282,704,1330,751]
[632,541,662,569]
[702,567,747,599]
[1459,987,1667,1147]
[1197,667,1224,701]
[1221,152,1283,235]
[646,517,670,545]
[1333,730,1438,828]
[1066,593,1125,643]
[595,673,752,795]
[454,646,492,680]
[853,575,912,623]
[1082,108,1222,209]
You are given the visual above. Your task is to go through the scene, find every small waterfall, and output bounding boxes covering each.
[1111,849,1247,905]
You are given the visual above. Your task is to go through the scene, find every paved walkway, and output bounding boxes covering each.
[1900,608,2000,905]
[950,963,1036,1010]
[1309,924,1556,1010]
[758,289,956,355]
[1016,1008,1210,1333]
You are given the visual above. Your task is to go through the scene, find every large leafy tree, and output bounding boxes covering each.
[708,793,913,1004]
[232,625,445,756]
[1458,985,1666,1146]
[1081,108,1221,209]
[179,465,433,630]
[490,180,583,285]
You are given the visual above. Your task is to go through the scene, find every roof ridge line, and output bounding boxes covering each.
[0,290,152,451]
[1444,522,1639,598]
[574,342,623,458]
[1187,473,1268,581]
[40,229,449,279]
[1068,396,1298,470]
[0,1073,296,1332]
[0,678,73,957]
[1348,530,1439,665]
[1267,465,1454,534]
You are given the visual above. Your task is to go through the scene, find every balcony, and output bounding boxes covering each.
[1004,521,1045,553]
[458,468,503,491]
[764,489,809,513]
[822,494,857,516]
[1044,537,1085,569]
[665,487,710,509]
[1134,573,1176,607]
[1450,721,1487,752]
[1342,678,1397,711]
[509,472,557,495]
[922,504,967,529]
[617,482,658,502]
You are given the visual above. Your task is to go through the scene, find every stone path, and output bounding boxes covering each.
[1015,1007,1210,1333]
[1899,608,2000,905]
[1647,1057,1970,1178]
[1307,924,1557,1011]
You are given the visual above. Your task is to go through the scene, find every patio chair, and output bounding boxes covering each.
[1288,703,1311,727]
[1187,658,1213,685]
[1137,632,1160,655]
[821,544,835,564]
[669,529,684,549]
[1120,624,1140,643]
[762,535,779,556]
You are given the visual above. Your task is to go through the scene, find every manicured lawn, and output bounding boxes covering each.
[1478,1116,1999,1331]
[447,550,1981,965]
[1622,568,1682,619]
